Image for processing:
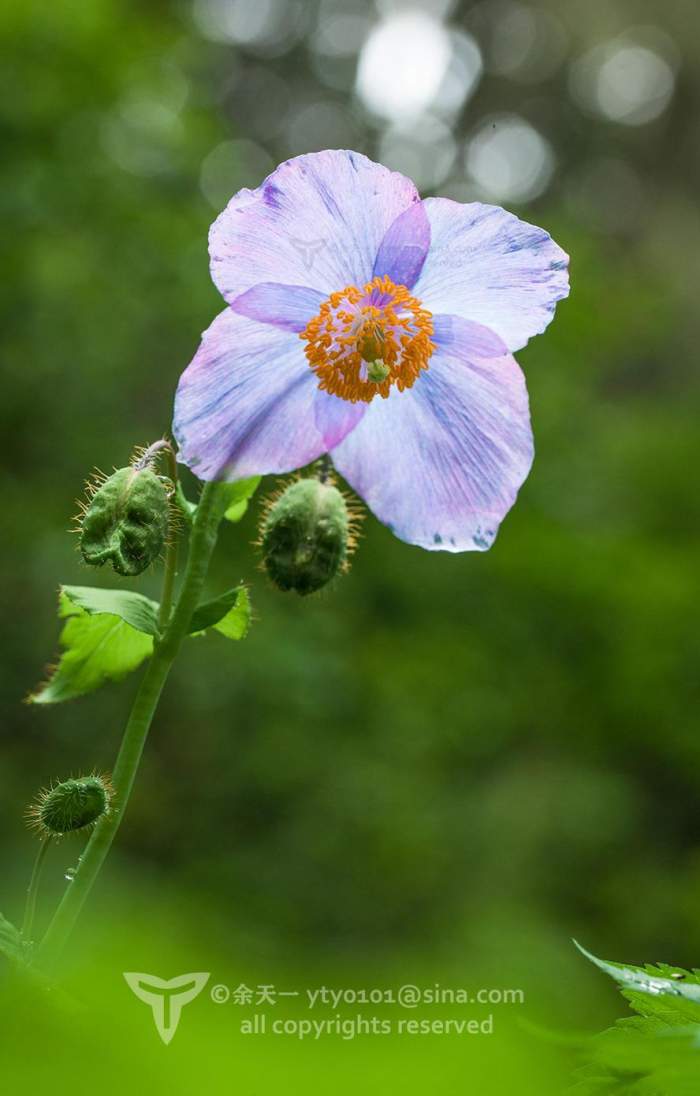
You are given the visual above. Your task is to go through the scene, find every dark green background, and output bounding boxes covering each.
[1,1,699,1089]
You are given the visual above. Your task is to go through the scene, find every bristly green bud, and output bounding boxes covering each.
[77,458,171,577]
[260,476,359,596]
[27,774,113,838]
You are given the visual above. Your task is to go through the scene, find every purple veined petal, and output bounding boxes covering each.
[314,389,367,450]
[330,315,534,551]
[231,283,325,332]
[372,200,431,290]
[210,150,421,307]
[174,308,345,481]
[413,198,569,352]
[431,312,507,358]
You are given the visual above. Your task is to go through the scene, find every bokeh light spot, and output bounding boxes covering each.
[570,31,677,126]
[465,115,555,203]
[356,11,453,122]
[379,115,456,189]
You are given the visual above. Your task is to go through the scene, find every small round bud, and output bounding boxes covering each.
[260,477,357,596]
[27,774,113,838]
[79,465,170,576]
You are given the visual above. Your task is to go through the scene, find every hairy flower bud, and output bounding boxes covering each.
[27,774,113,837]
[260,477,358,595]
[78,464,170,576]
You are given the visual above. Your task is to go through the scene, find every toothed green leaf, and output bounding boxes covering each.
[60,585,160,636]
[574,943,700,1094]
[29,590,153,704]
[576,942,700,1005]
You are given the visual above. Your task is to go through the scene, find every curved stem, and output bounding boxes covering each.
[156,444,180,631]
[36,481,229,968]
[22,836,52,944]
[134,439,182,629]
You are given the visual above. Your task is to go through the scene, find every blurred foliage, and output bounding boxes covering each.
[0,893,583,1095]
[2,0,700,1088]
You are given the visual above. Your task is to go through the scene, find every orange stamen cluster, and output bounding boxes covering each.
[300,274,435,403]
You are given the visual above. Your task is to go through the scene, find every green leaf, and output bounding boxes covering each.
[221,476,261,523]
[0,913,24,964]
[575,941,700,1006]
[213,586,251,640]
[189,586,251,640]
[573,943,700,1094]
[29,591,153,704]
[60,585,160,636]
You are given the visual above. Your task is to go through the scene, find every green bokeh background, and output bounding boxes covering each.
[2,0,699,1090]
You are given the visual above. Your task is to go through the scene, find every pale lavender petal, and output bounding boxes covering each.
[431,312,506,358]
[372,200,431,289]
[330,316,534,551]
[210,150,421,306]
[232,283,325,332]
[174,308,335,480]
[314,390,367,449]
[413,198,569,352]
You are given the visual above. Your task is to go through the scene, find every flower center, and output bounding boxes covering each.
[300,275,435,403]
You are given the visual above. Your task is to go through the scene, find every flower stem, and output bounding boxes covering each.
[36,480,230,969]
[136,438,182,630]
[22,835,52,944]
[156,444,180,631]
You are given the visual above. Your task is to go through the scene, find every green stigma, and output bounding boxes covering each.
[366,359,390,384]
